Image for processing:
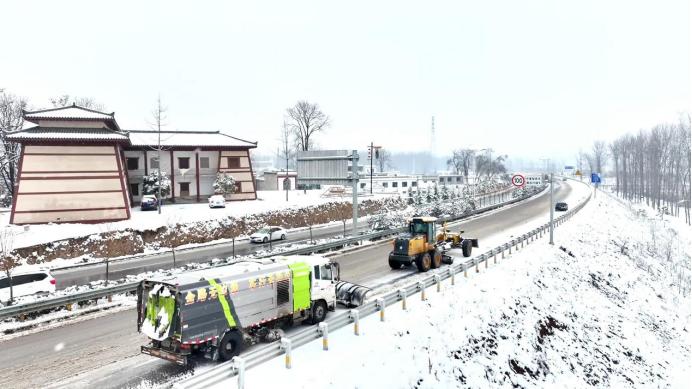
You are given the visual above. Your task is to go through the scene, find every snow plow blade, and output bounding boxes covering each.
[336,281,371,307]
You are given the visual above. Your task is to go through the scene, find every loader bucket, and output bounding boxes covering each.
[336,281,371,307]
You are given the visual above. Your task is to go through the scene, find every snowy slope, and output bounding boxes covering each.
[209,189,691,388]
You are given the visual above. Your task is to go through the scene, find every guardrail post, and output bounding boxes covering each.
[509,241,512,255]
[475,257,480,273]
[434,275,441,292]
[502,246,505,259]
[463,263,468,277]
[318,322,329,350]
[281,338,292,369]
[521,236,525,248]
[350,309,360,335]
[232,356,245,389]
[376,298,385,321]
[449,267,455,285]
[232,237,235,258]
[398,288,407,310]
[493,249,497,264]
[418,281,426,301]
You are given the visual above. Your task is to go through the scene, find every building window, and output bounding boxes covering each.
[392,182,398,188]
[456,177,461,182]
[447,177,452,182]
[127,157,139,170]
[178,157,190,169]
[402,182,408,187]
[226,157,241,169]
[360,183,366,189]
[179,182,190,197]
[439,177,444,183]
[412,182,417,187]
[130,183,139,196]
[200,157,210,169]
[150,157,159,169]
[234,181,242,193]
[382,182,388,188]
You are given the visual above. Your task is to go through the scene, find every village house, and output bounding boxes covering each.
[7,104,257,224]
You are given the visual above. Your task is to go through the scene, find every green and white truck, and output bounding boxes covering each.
[137,255,357,365]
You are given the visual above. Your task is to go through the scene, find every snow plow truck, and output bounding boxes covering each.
[137,255,367,365]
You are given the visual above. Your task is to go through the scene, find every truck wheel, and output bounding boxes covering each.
[431,250,442,268]
[311,300,328,324]
[218,330,244,361]
[389,259,402,269]
[462,240,472,257]
[415,253,432,272]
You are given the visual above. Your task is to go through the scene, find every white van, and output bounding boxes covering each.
[0,269,56,303]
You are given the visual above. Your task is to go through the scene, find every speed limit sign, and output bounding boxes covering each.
[511,174,525,187]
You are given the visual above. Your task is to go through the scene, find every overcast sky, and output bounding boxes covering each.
[1,0,689,162]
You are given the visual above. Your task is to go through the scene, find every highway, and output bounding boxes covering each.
[53,191,508,289]
[0,181,579,389]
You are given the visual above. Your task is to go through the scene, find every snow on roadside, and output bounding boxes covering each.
[209,186,690,388]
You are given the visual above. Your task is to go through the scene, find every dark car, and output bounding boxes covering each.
[555,202,568,211]
[140,195,159,211]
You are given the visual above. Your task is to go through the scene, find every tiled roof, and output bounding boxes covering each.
[6,126,129,142]
[24,105,115,120]
[127,130,257,148]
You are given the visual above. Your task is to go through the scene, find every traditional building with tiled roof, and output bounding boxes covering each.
[7,105,258,224]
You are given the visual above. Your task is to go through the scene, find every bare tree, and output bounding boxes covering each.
[447,149,475,183]
[377,149,394,172]
[50,95,105,111]
[0,227,17,304]
[149,96,168,214]
[591,140,609,174]
[285,101,330,151]
[0,90,27,206]
[277,121,295,201]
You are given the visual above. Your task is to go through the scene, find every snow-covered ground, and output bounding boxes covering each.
[206,186,691,388]
[1,190,391,250]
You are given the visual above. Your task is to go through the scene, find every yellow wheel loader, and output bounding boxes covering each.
[388,217,479,272]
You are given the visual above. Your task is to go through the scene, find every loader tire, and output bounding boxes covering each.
[431,250,442,269]
[389,259,402,270]
[310,300,328,324]
[462,240,472,257]
[415,253,432,272]
[218,330,244,361]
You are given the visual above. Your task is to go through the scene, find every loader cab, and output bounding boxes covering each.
[409,217,437,243]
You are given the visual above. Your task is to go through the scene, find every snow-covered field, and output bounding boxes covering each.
[1,190,388,249]
[209,187,691,388]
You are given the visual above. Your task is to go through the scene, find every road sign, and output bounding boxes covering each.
[511,174,525,187]
[591,172,601,184]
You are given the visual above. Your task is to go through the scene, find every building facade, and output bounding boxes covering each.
[7,105,257,224]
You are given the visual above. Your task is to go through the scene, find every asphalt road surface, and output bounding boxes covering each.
[0,181,578,389]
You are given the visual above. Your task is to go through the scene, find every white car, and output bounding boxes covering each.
[208,195,226,208]
[250,226,287,243]
[0,269,56,303]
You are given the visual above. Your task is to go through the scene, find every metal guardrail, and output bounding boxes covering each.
[175,185,591,389]
[0,187,543,321]
[0,282,138,320]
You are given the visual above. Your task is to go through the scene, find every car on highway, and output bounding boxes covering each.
[250,226,287,243]
[555,202,568,211]
[140,195,159,211]
[208,194,226,208]
[0,269,56,303]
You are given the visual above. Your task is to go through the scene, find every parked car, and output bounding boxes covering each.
[0,269,56,303]
[250,226,287,243]
[141,195,158,211]
[555,202,568,211]
[208,194,226,208]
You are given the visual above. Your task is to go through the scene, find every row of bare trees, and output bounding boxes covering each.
[447,148,508,183]
[587,116,691,224]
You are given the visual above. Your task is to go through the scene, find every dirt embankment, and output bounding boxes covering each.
[15,197,406,264]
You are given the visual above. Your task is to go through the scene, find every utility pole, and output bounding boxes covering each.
[351,150,359,235]
[549,172,554,245]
